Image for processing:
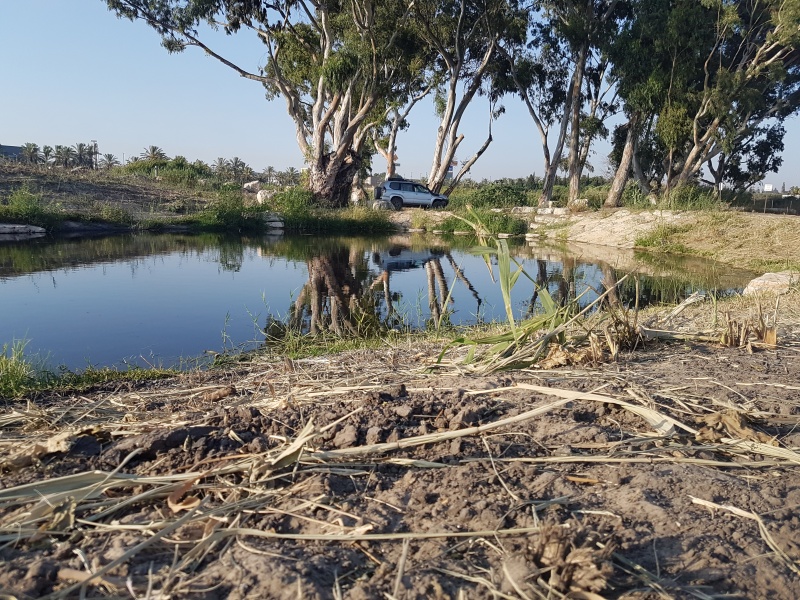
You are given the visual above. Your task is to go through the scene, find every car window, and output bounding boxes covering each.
[400,183,414,192]
[389,182,400,190]
[414,185,428,194]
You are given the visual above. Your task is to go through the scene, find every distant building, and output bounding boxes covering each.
[0,145,23,161]
[763,183,775,192]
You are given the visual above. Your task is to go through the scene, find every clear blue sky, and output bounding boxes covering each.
[1,1,797,187]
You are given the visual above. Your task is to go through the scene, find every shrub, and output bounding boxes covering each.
[0,186,61,228]
[469,182,527,208]
[272,188,314,218]
[200,190,258,231]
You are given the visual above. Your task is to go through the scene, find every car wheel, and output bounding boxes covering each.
[391,197,403,210]
[431,199,446,209]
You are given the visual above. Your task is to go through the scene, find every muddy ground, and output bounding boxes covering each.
[2,330,800,599]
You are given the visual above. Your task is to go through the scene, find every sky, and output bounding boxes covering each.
[1,1,798,187]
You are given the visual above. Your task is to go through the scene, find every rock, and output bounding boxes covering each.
[243,180,261,192]
[0,224,46,235]
[262,212,284,229]
[743,271,797,296]
[569,197,589,210]
[256,189,275,204]
[372,200,395,211]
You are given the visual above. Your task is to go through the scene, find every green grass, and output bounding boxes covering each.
[0,338,178,399]
[0,340,42,399]
[634,223,693,254]
[0,186,64,229]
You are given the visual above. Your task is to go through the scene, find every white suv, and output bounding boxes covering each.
[375,178,449,210]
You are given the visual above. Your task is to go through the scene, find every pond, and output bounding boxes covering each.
[0,232,757,371]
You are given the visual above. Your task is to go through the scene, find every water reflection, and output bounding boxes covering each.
[0,233,757,369]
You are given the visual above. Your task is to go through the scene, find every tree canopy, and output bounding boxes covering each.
[105,0,800,205]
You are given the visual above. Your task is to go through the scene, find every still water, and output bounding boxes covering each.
[0,232,756,370]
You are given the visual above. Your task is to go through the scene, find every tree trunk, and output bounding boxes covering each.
[567,41,589,206]
[308,153,361,208]
[605,112,640,208]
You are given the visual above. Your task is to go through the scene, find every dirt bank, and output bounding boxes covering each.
[2,287,800,599]
[389,207,800,272]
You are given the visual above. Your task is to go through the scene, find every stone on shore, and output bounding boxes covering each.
[743,271,797,296]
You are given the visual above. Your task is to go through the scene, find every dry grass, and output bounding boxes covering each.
[666,211,800,270]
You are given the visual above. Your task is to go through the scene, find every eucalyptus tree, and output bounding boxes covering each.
[106,0,425,207]
[499,20,569,205]
[501,1,623,205]
[539,0,626,204]
[606,0,800,203]
[664,0,800,192]
[705,122,785,192]
[410,0,526,194]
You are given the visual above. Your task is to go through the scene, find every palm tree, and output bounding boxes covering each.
[41,145,53,165]
[100,153,120,169]
[140,146,168,161]
[212,157,230,177]
[263,165,276,185]
[284,167,300,186]
[21,143,41,164]
[73,143,91,168]
[54,145,76,168]
[228,156,248,181]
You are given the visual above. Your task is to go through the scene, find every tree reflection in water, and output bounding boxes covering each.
[284,242,485,336]
[279,239,714,340]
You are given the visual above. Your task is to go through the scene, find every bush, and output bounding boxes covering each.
[469,183,527,208]
[0,186,61,228]
[272,188,314,218]
[200,190,258,231]
[550,185,568,205]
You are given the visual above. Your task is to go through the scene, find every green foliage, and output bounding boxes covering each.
[0,186,61,228]
[0,340,40,399]
[469,183,528,208]
[661,185,721,211]
[437,208,527,236]
[437,217,573,373]
[620,184,651,209]
[199,190,261,232]
[272,188,315,219]
[550,185,569,205]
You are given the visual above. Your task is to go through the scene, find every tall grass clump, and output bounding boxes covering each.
[0,340,44,398]
[438,207,527,235]
[661,185,721,211]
